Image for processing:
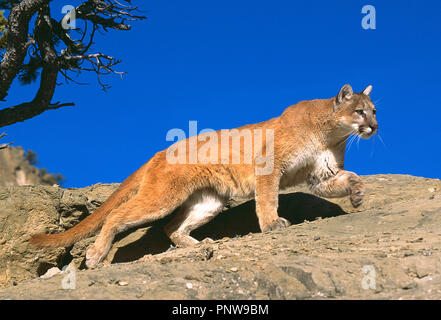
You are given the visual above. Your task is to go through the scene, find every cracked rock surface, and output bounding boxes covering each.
[0,174,441,299]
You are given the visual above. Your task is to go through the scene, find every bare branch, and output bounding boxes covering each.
[0,143,11,150]
[55,1,144,90]
[0,132,12,150]
[61,52,125,90]
[0,100,74,128]
[59,69,89,86]
[75,0,146,28]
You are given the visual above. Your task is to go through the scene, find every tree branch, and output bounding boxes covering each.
[61,52,125,90]
[0,0,51,100]
[0,132,12,149]
[75,0,146,31]
[0,100,74,128]
[33,5,59,106]
[0,0,145,128]
[0,3,75,128]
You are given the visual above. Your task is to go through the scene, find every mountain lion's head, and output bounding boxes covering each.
[334,84,378,139]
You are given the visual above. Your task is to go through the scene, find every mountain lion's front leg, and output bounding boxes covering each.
[255,173,291,232]
[308,170,365,207]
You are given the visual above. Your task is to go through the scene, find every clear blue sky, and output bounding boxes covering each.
[3,0,441,187]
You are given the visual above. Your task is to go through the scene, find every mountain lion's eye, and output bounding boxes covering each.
[356,110,364,116]
[373,109,377,115]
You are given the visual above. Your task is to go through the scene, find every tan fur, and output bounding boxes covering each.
[30,84,378,268]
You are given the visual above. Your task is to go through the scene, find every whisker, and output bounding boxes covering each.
[350,136,356,151]
[336,129,358,148]
[344,135,353,151]
[339,134,352,148]
[370,135,376,158]
[347,135,354,151]
[377,133,387,150]
[336,129,357,138]
[346,134,357,152]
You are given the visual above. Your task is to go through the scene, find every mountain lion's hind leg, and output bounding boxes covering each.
[164,189,226,247]
[308,170,365,207]
[86,192,182,269]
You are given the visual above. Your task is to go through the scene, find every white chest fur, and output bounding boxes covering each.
[279,146,316,188]
[280,147,341,189]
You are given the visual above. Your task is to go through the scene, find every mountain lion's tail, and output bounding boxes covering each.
[29,167,143,248]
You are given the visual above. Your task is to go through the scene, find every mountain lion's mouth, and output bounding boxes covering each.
[358,127,375,139]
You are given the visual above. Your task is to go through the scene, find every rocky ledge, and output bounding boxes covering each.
[0,174,440,299]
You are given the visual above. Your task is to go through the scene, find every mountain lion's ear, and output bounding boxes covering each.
[362,85,373,96]
[334,84,353,110]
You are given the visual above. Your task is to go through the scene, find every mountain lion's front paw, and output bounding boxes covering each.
[349,176,365,208]
[263,217,291,232]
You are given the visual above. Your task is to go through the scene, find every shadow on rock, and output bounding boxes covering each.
[110,192,347,264]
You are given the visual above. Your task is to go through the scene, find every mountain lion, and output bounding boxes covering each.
[30,84,378,268]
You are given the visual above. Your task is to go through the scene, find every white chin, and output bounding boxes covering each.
[359,132,372,139]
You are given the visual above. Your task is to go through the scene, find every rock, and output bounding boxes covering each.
[0,174,441,299]
[40,267,61,279]
[0,146,63,186]
[0,183,119,288]
[402,282,418,290]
